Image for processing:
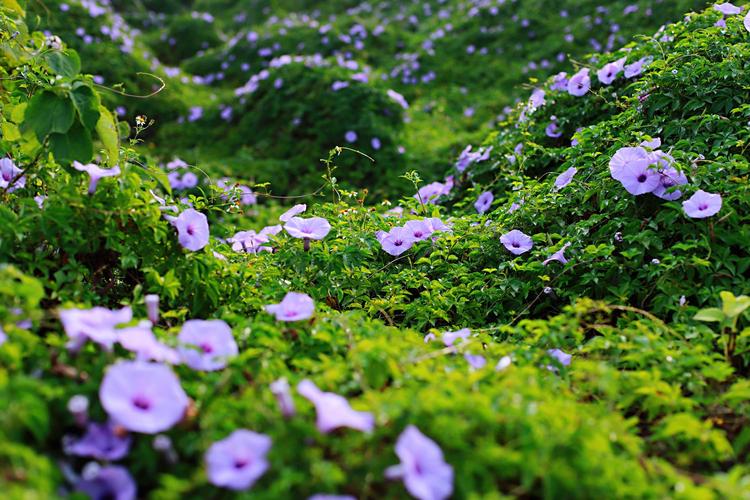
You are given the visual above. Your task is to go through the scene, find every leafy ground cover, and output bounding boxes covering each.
[1,0,750,499]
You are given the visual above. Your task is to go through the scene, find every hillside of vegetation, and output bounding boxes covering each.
[1,0,750,499]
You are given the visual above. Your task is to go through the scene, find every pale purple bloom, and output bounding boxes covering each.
[279,204,307,222]
[745,11,750,32]
[384,425,453,500]
[567,68,591,96]
[597,57,626,85]
[545,122,563,138]
[640,138,662,150]
[474,191,494,214]
[550,72,569,91]
[529,88,545,109]
[425,218,451,233]
[270,378,296,418]
[423,333,437,343]
[72,161,121,194]
[415,181,447,204]
[171,209,210,251]
[66,422,131,460]
[75,465,136,500]
[238,185,257,205]
[60,306,133,351]
[284,216,331,240]
[495,356,512,371]
[118,322,180,364]
[229,230,272,254]
[403,220,433,241]
[547,348,572,368]
[387,89,409,109]
[464,353,487,369]
[99,361,188,434]
[297,379,374,433]
[543,243,571,265]
[371,137,382,150]
[609,146,651,181]
[68,395,89,426]
[617,158,660,195]
[345,131,358,143]
[624,58,647,78]
[652,166,688,200]
[714,3,742,15]
[0,158,25,192]
[206,430,272,491]
[178,320,238,371]
[442,328,471,347]
[554,167,577,189]
[265,292,315,321]
[380,226,415,256]
[0,327,6,346]
[500,230,533,255]
[181,172,198,189]
[145,295,159,324]
[682,190,722,218]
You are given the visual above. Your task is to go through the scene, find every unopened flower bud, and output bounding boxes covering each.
[145,294,159,324]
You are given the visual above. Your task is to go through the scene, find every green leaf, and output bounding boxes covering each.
[1,0,25,16]
[95,106,119,167]
[720,291,750,319]
[23,91,75,140]
[48,120,93,164]
[43,50,81,78]
[70,84,100,130]
[693,308,724,323]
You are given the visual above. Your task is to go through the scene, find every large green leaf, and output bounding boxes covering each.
[23,91,74,140]
[43,50,81,79]
[1,0,25,16]
[70,84,100,130]
[95,106,119,166]
[48,120,93,164]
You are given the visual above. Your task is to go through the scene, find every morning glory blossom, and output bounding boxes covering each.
[464,353,487,369]
[554,167,577,189]
[403,220,434,241]
[547,348,572,370]
[297,379,375,433]
[442,328,471,347]
[567,68,591,96]
[75,465,137,500]
[597,57,626,85]
[66,421,132,461]
[265,292,315,321]
[609,146,652,181]
[72,161,121,194]
[543,243,572,265]
[652,166,688,200]
[714,3,742,15]
[205,429,272,491]
[270,378,296,418]
[280,204,307,222]
[745,11,750,32]
[0,157,25,192]
[284,216,331,240]
[500,230,533,255]
[385,425,454,500]
[682,190,722,218]
[117,322,180,364]
[380,226,415,256]
[474,191,494,214]
[178,319,238,371]
[60,306,133,352]
[170,209,210,251]
[99,361,189,434]
[617,159,661,195]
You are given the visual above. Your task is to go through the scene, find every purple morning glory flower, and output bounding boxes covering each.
[652,166,688,201]
[384,425,454,500]
[596,57,626,85]
[624,58,648,78]
[425,217,451,233]
[265,292,315,321]
[495,355,512,371]
[464,353,487,369]
[682,190,722,218]
[0,157,25,192]
[66,421,132,460]
[474,191,494,214]
[284,216,331,240]
[545,122,563,138]
[500,230,533,255]
[745,11,750,32]
[181,172,198,189]
[609,146,652,182]
[75,465,136,500]
[145,294,159,324]
[567,68,591,96]
[550,72,569,91]
[297,379,375,433]
[387,89,409,109]
[205,429,272,491]
[178,319,238,371]
[345,131,358,143]
[380,226,415,256]
[543,243,571,265]
[529,88,545,109]
[554,167,577,189]
[60,306,133,352]
[99,361,188,434]
[170,209,210,251]
[270,378,296,418]
[547,348,572,369]
[415,181,448,204]
[280,204,307,222]
[117,322,180,364]
[714,3,742,15]
[72,161,121,194]
[402,220,433,241]
[229,230,273,254]
[442,328,471,347]
[617,158,661,195]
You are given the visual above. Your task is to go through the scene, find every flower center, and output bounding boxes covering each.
[186,225,195,235]
[234,458,249,469]
[512,242,520,248]
[132,395,151,411]
[394,240,403,246]
[637,174,648,183]
[413,232,423,238]
[699,204,708,211]
[284,309,298,317]
[199,342,213,353]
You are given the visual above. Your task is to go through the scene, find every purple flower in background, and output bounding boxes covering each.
[640,137,662,150]
[284,217,331,240]
[567,68,591,96]
[385,425,454,500]
[379,227,415,256]
[682,190,722,218]
[529,88,545,109]
[265,292,315,321]
[181,172,198,189]
[270,378,296,418]
[280,204,307,222]
[624,58,648,78]
[617,159,660,195]
[554,167,577,189]
[547,348,572,370]
[403,220,433,241]
[297,379,375,433]
[474,191,494,214]
[0,327,6,346]
[425,217,451,233]
[205,430,272,491]
[500,230,533,255]
[496,356,512,371]
[118,322,180,364]
[75,465,136,500]
[171,209,210,251]
[99,361,188,434]
[145,294,159,324]
[550,72,569,91]
[416,181,447,203]
[609,146,652,181]
[745,11,750,32]
[345,131,358,143]
[387,89,409,109]
[178,320,238,371]
[66,422,132,460]
[714,3,742,15]
[0,158,25,192]
[545,122,563,138]
[61,306,133,352]
[597,57,626,85]
[442,328,471,347]
[464,353,487,369]
[652,166,688,200]
[73,161,121,194]
[371,137,382,150]
[543,243,571,265]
